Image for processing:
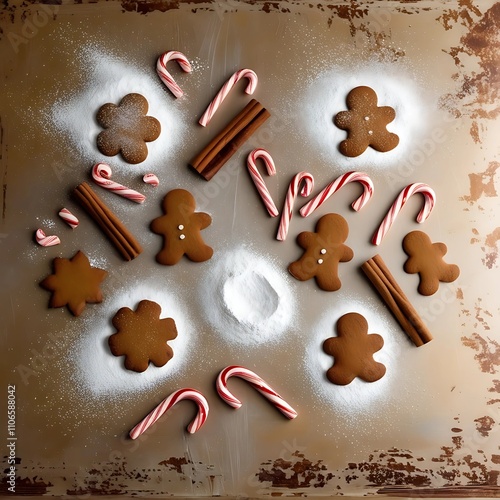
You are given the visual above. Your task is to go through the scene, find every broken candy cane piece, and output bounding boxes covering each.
[58,208,79,229]
[216,365,298,420]
[276,171,314,241]
[129,388,209,439]
[372,182,436,246]
[156,51,192,99]
[199,69,258,127]
[91,163,146,204]
[35,229,61,247]
[142,173,159,187]
[300,171,374,217]
[247,148,279,217]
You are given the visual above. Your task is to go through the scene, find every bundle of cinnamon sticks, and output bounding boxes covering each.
[361,254,432,347]
[190,99,270,181]
[73,182,142,261]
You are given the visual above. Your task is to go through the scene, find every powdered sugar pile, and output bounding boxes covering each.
[199,246,296,346]
[304,296,405,416]
[297,63,432,171]
[50,47,189,175]
[70,281,193,398]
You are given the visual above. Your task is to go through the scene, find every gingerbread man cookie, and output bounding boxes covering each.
[288,213,353,291]
[323,312,386,386]
[109,300,178,373]
[151,189,213,265]
[96,93,161,164]
[334,86,399,157]
[403,230,460,296]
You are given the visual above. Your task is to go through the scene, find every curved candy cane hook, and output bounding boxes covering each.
[129,388,209,439]
[276,171,314,241]
[156,51,192,99]
[199,69,258,127]
[216,365,297,420]
[300,171,374,217]
[92,163,146,204]
[372,182,436,245]
[247,148,279,217]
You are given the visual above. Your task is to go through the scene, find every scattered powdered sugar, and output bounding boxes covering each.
[199,246,296,346]
[69,280,193,398]
[297,62,433,171]
[49,46,188,174]
[304,296,405,416]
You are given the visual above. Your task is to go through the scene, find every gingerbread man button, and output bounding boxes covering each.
[403,230,460,296]
[288,213,353,291]
[334,86,399,157]
[151,189,213,265]
[323,312,386,386]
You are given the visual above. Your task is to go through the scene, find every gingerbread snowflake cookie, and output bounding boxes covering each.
[403,230,460,296]
[108,300,178,373]
[288,213,353,291]
[323,312,386,386]
[151,189,213,265]
[334,86,399,157]
[96,93,161,164]
[40,250,107,316]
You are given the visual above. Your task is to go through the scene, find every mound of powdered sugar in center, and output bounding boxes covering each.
[200,246,296,346]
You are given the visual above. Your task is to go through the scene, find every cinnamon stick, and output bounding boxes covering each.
[361,254,432,347]
[73,182,143,261]
[190,99,270,181]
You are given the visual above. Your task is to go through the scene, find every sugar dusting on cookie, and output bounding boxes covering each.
[50,47,188,173]
[199,246,296,346]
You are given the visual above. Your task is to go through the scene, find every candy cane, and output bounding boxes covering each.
[199,69,258,127]
[35,229,60,247]
[143,173,159,187]
[58,208,79,229]
[156,51,192,98]
[216,365,297,420]
[276,171,314,241]
[300,171,374,217]
[247,149,279,217]
[129,388,209,439]
[91,163,146,204]
[372,182,436,245]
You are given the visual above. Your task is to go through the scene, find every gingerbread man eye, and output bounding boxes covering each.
[96,93,161,164]
[334,86,399,157]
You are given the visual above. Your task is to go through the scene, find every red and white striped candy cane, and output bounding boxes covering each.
[300,171,374,217]
[129,388,209,439]
[156,51,192,98]
[216,365,297,420]
[143,173,159,187]
[247,148,279,217]
[91,163,146,204]
[372,182,436,246]
[276,171,314,241]
[58,208,79,229]
[199,69,258,127]
[35,229,60,247]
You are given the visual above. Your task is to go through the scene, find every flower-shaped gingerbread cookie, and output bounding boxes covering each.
[334,86,399,157]
[288,213,353,291]
[403,230,460,296]
[40,250,107,316]
[96,93,161,164]
[323,312,386,385]
[151,189,213,265]
[108,300,178,373]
